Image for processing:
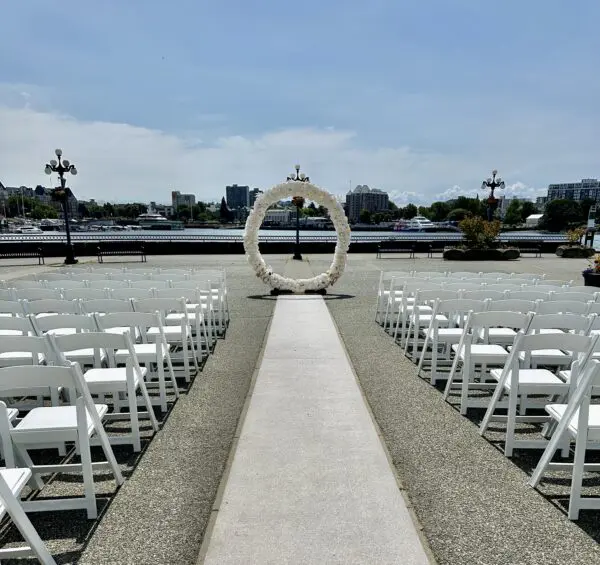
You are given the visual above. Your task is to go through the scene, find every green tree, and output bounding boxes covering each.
[372,212,384,224]
[539,199,583,231]
[446,208,471,221]
[418,206,432,219]
[359,209,372,224]
[403,203,418,219]
[429,201,450,222]
[30,204,58,220]
[503,199,522,226]
[520,201,537,222]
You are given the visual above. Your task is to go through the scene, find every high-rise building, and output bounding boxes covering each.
[171,191,196,210]
[249,187,263,207]
[545,178,600,203]
[226,184,250,209]
[345,185,389,222]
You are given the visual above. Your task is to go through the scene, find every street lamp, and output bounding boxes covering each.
[287,164,310,261]
[45,148,78,264]
[481,169,505,221]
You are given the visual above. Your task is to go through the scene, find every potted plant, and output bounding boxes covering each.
[556,227,595,258]
[583,254,600,287]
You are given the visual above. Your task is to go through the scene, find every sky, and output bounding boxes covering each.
[1,0,599,206]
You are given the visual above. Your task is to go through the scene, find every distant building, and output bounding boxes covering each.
[249,188,263,207]
[226,184,250,209]
[150,201,174,218]
[535,196,549,210]
[345,185,389,223]
[171,191,196,210]
[546,178,600,202]
[525,214,543,228]
[264,209,293,224]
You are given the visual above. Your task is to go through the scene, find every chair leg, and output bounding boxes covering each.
[127,376,141,453]
[460,357,471,415]
[76,400,97,519]
[568,433,587,520]
[504,387,519,457]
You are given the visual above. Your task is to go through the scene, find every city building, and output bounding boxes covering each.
[249,188,263,207]
[264,209,293,225]
[345,185,389,223]
[226,184,250,209]
[535,196,549,210]
[546,178,600,202]
[171,190,196,210]
[150,201,174,218]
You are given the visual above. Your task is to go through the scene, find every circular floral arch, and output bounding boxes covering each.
[243,180,351,292]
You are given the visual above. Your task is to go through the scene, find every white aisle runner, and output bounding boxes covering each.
[200,295,431,565]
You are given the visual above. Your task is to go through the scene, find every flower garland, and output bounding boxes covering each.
[243,180,351,292]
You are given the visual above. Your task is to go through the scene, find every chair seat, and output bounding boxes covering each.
[404,304,432,314]
[536,329,565,335]
[0,468,31,514]
[452,343,508,362]
[420,327,464,339]
[147,326,184,341]
[63,348,105,364]
[0,330,25,336]
[115,344,166,362]
[166,312,203,324]
[411,314,448,326]
[45,328,77,337]
[84,367,145,390]
[477,328,517,340]
[490,368,568,392]
[517,349,571,365]
[546,404,600,441]
[12,404,108,439]
[104,326,141,340]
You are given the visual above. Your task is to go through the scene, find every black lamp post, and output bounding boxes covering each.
[287,164,310,261]
[481,169,505,222]
[45,149,78,264]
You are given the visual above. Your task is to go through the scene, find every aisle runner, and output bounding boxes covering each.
[200,296,431,565]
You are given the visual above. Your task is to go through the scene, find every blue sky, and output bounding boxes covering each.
[1,0,599,204]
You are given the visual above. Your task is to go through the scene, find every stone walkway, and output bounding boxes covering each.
[199,295,432,565]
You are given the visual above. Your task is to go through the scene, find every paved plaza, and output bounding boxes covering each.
[1,252,600,564]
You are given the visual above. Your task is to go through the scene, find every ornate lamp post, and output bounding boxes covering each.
[287,164,310,261]
[481,169,505,222]
[45,149,78,264]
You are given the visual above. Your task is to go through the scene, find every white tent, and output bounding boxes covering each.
[525,214,543,228]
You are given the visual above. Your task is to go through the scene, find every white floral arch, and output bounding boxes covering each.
[243,180,351,292]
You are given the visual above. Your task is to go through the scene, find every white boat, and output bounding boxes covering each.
[16,225,43,234]
[396,215,436,231]
[137,212,184,230]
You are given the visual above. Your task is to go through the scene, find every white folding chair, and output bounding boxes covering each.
[0,300,26,318]
[13,289,61,302]
[537,300,591,315]
[22,298,81,318]
[552,292,597,303]
[0,363,124,518]
[443,310,534,415]
[9,280,47,290]
[95,312,179,412]
[62,288,108,301]
[132,298,198,381]
[47,280,88,290]
[489,299,538,314]
[49,331,159,451]
[0,316,35,337]
[565,286,599,295]
[480,332,598,457]
[529,358,600,519]
[508,290,552,302]
[0,467,57,564]
[417,298,489,384]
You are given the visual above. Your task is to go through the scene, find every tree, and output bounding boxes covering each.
[30,204,58,220]
[503,199,522,226]
[539,199,583,231]
[417,206,432,219]
[219,197,233,222]
[403,203,418,219]
[446,208,471,221]
[429,201,450,222]
[359,209,372,224]
[372,212,384,225]
[520,201,537,223]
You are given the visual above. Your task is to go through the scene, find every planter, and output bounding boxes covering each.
[555,245,595,258]
[583,272,600,287]
[443,247,520,261]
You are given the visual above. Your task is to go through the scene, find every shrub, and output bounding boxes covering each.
[566,227,585,245]
[458,217,501,248]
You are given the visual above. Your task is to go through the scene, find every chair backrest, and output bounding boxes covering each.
[434,298,488,327]
[154,288,200,302]
[0,300,23,316]
[539,279,570,287]
[32,313,96,335]
[511,331,597,369]
[491,299,537,314]
[447,271,481,279]
[460,289,506,301]
[49,330,137,369]
[527,313,593,334]
[47,280,88,290]
[125,279,170,290]
[124,273,152,282]
[22,298,80,316]
[109,288,153,301]
[413,289,459,309]
[80,298,134,315]
[514,273,542,281]
[132,297,186,317]
[508,290,552,302]
[413,271,447,279]
[62,288,108,301]
[95,311,158,343]
[401,279,443,295]
[0,316,35,335]
[537,285,571,293]
[442,282,484,292]
[83,272,118,281]
[536,300,590,315]
[14,288,62,301]
[88,279,129,289]
[468,310,533,333]
[564,285,598,295]
[553,292,596,303]
[0,335,51,360]
[0,364,80,396]
[485,284,522,292]
[40,272,74,282]
[508,278,536,287]
[9,280,47,290]
[485,272,513,279]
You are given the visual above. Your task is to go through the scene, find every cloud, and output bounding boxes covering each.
[0,101,596,206]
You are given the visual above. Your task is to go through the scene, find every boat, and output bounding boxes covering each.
[395,215,436,232]
[16,224,43,234]
[137,212,184,230]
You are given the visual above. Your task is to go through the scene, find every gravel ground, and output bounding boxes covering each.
[321,254,600,565]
